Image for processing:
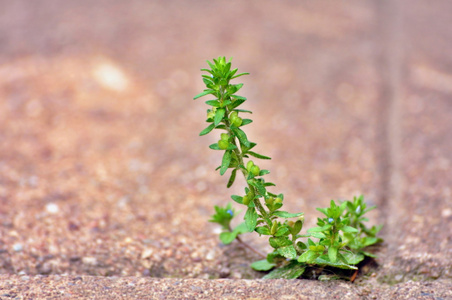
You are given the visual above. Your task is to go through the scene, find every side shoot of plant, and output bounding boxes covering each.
[194,57,383,280]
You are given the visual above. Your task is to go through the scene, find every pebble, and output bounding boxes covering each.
[82,256,98,266]
[45,203,59,214]
[205,250,215,261]
[190,253,202,262]
[219,267,230,278]
[442,208,452,218]
[37,262,52,275]
[13,243,23,252]
[394,274,403,281]
[141,248,154,260]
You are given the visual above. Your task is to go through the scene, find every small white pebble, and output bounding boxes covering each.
[205,250,215,261]
[394,274,403,281]
[82,256,98,266]
[45,203,59,214]
[442,208,452,218]
[13,243,23,252]
[141,248,154,260]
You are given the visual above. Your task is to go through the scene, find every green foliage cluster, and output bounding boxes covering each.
[194,57,382,280]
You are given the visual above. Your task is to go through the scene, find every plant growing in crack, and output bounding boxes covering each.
[194,57,383,280]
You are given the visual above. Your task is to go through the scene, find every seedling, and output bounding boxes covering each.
[194,57,382,280]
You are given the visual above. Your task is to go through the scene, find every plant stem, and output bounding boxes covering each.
[223,107,272,227]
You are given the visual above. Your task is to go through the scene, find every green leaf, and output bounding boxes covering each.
[259,170,270,176]
[249,180,266,196]
[255,226,271,235]
[229,68,238,78]
[228,99,246,110]
[209,143,236,150]
[224,62,232,74]
[361,250,377,258]
[194,89,215,100]
[277,245,297,260]
[328,246,338,263]
[200,68,213,75]
[314,256,357,270]
[207,59,215,70]
[296,241,307,250]
[227,169,237,188]
[241,119,253,126]
[360,237,380,247]
[205,100,220,107]
[232,127,250,147]
[221,100,233,107]
[341,251,365,265]
[209,143,221,150]
[231,72,250,79]
[215,124,227,130]
[316,207,328,216]
[263,260,306,279]
[230,95,247,101]
[245,207,258,232]
[307,226,324,233]
[234,109,252,113]
[220,150,231,176]
[202,77,213,86]
[247,151,271,160]
[273,211,304,218]
[274,226,289,237]
[269,236,292,248]
[214,108,225,126]
[232,83,244,93]
[199,123,215,136]
[219,231,237,244]
[292,220,303,235]
[298,250,320,263]
[364,205,377,214]
[309,232,326,239]
[231,194,243,204]
[251,259,275,271]
[242,142,257,152]
[321,224,332,231]
[341,226,358,233]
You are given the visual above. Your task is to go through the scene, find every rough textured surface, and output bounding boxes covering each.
[0,0,451,298]
[0,275,451,300]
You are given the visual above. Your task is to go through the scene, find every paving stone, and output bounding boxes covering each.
[0,0,450,298]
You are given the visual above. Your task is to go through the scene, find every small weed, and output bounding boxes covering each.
[194,57,383,280]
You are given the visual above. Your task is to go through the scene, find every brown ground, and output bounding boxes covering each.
[0,0,451,299]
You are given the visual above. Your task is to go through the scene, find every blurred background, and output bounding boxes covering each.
[0,0,451,279]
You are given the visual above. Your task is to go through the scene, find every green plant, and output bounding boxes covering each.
[194,57,382,280]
